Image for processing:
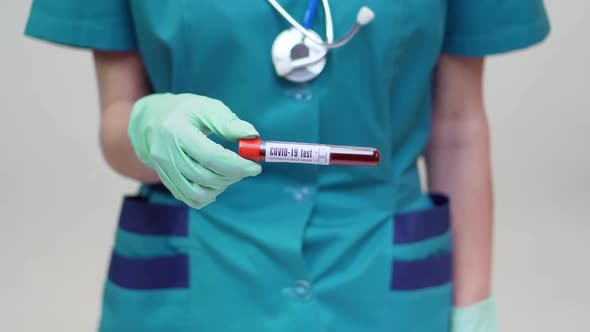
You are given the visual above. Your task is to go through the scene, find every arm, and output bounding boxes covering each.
[425,54,493,307]
[94,51,260,208]
[94,51,160,183]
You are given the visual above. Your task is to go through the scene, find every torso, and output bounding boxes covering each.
[102,2,454,331]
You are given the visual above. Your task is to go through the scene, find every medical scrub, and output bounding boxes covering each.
[25,1,550,331]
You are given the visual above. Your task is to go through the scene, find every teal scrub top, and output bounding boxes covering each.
[25,1,550,332]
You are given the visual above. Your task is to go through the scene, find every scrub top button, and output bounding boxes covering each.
[293,89,312,101]
[285,85,313,101]
[283,280,313,301]
[283,186,313,204]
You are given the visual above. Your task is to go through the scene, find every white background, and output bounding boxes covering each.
[1,0,588,331]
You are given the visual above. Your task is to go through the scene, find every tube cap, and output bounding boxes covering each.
[238,138,261,162]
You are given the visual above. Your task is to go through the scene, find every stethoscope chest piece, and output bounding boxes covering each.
[267,0,375,83]
[271,28,327,83]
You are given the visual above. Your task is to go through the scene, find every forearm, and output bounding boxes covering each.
[93,51,159,183]
[99,99,160,183]
[425,110,494,307]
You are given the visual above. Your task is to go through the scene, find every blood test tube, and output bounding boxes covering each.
[238,138,380,167]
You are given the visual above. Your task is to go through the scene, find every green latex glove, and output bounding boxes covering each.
[451,296,498,332]
[128,93,262,208]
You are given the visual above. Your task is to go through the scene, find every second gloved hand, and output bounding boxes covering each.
[128,93,262,208]
[451,296,498,332]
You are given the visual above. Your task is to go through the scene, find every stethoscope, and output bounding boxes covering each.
[267,0,375,83]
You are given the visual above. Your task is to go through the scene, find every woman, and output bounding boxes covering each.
[25,1,550,331]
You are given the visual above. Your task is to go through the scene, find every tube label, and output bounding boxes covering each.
[265,142,330,165]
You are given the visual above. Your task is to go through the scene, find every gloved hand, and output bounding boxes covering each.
[451,296,498,332]
[128,93,262,209]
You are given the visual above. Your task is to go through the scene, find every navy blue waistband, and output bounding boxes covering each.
[108,252,189,290]
[148,183,171,195]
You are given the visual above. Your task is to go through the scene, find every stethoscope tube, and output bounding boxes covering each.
[303,0,320,30]
[267,0,335,46]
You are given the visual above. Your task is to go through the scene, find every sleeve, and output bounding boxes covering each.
[24,0,137,51]
[442,0,551,57]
